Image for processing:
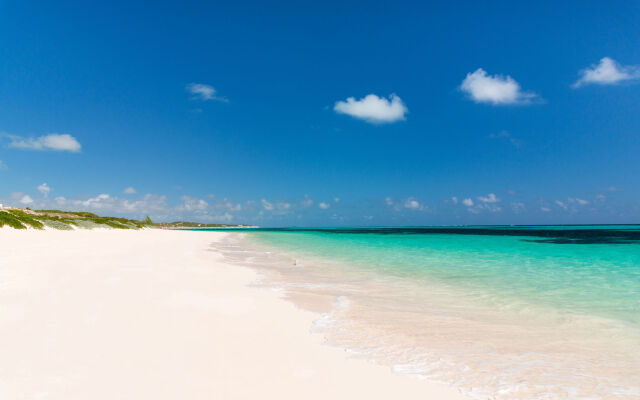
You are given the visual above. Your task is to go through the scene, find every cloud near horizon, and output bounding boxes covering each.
[334,94,408,124]
[460,68,539,105]
[573,57,640,87]
[6,133,81,152]
[37,183,51,198]
[477,193,500,203]
[403,197,424,210]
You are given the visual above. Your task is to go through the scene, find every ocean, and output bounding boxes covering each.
[208,226,640,399]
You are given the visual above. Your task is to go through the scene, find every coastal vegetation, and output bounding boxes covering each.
[0,207,255,230]
[0,208,153,230]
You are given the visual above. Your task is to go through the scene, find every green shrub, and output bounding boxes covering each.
[0,211,27,229]
[6,209,44,229]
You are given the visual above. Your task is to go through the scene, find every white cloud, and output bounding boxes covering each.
[123,187,136,194]
[403,197,423,210]
[259,199,291,215]
[20,195,33,205]
[186,83,227,102]
[573,57,640,88]
[333,197,340,203]
[462,198,474,207]
[540,207,551,212]
[177,196,209,212]
[450,196,459,204]
[78,194,112,209]
[37,183,51,198]
[334,94,408,124]
[477,193,500,203]
[460,68,539,105]
[554,197,590,212]
[8,133,81,152]
[318,202,330,210]
[385,197,394,206]
[0,160,6,170]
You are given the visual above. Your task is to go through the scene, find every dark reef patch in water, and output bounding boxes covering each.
[198,226,640,245]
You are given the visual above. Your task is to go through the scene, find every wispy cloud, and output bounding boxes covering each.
[6,133,81,152]
[186,83,228,102]
[555,197,589,212]
[300,195,314,208]
[260,198,291,215]
[573,57,640,88]
[568,197,589,205]
[334,94,408,124]
[1,189,252,224]
[177,196,209,212]
[318,202,331,209]
[460,68,540,105]
[20,195,34,205]
[123,187,137,194]
[477,193,500,203]
[37,183,51,198]
[489,131,523,148]
[511,202,526,213]
[261,199,274,211]
[455,193,502,213]
[0,160,6,171]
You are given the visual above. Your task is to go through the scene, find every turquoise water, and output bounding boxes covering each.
[208,226,640,399]
[248,227,640,325]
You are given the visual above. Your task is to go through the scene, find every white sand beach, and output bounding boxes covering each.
[0,228,464,399]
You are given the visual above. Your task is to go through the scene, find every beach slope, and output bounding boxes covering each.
[0,229,463,399]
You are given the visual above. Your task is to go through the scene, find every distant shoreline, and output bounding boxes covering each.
[166,225,259,230]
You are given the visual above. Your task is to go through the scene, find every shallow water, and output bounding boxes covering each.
[207,227,640,399]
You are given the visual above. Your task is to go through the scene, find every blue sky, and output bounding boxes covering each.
[1,1,639,226]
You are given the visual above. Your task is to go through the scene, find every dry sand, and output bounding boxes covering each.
[0,228,464,399]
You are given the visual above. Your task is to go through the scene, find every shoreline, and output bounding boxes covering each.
[223,230,640,399]
[0,228,464,399]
